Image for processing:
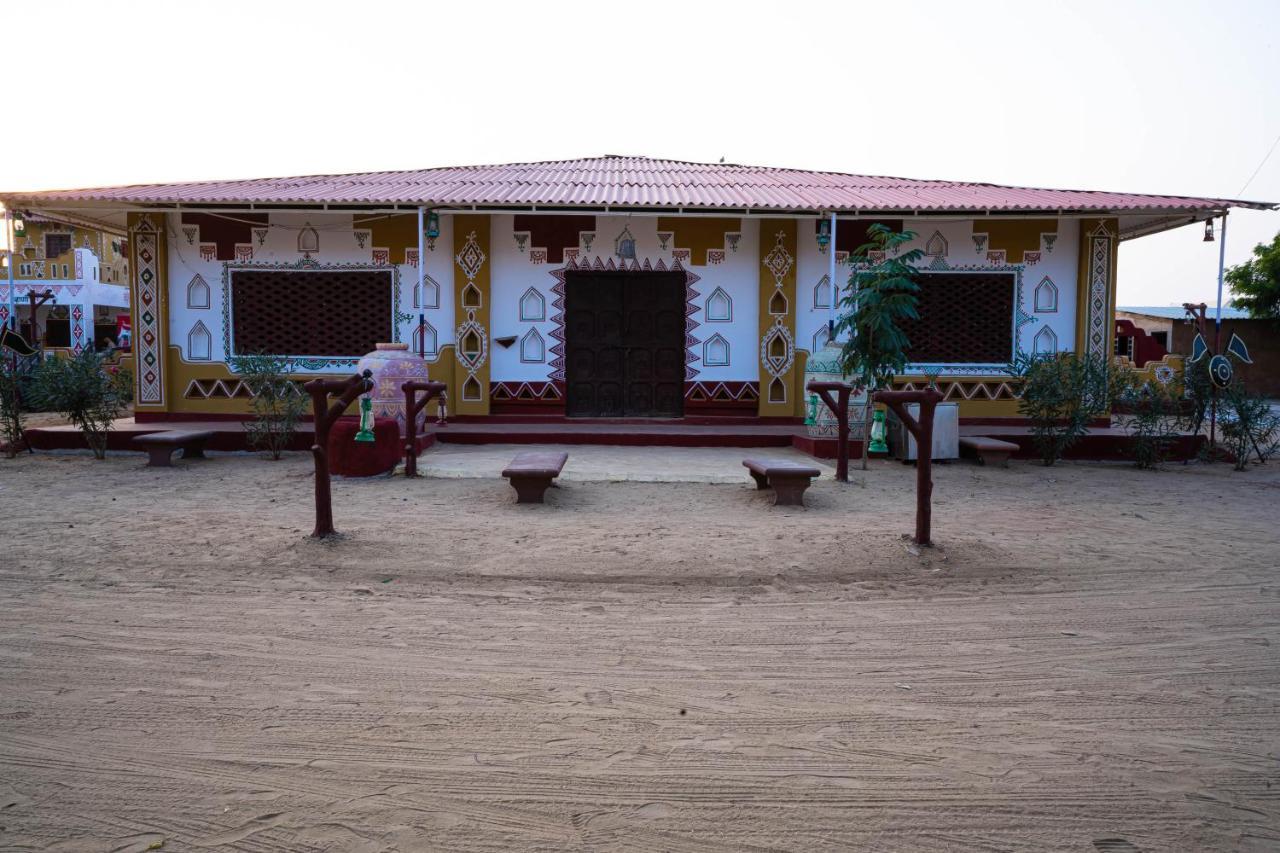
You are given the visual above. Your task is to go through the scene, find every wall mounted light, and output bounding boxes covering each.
[426,211,440,250]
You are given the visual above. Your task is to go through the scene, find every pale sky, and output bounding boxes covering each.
[3,0,1277,307]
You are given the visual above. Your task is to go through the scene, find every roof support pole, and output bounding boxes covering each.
[827,212,838,341]
[5,206,13,331]
[417,206,425,353]
[1213,211,1223,348]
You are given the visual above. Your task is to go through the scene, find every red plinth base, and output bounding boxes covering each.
[328,416,400,477]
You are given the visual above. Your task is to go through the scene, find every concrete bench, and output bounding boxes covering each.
[502,451,569,503]
[743,457,822,506]
[959,435,1019,467]
[132,429,216,467]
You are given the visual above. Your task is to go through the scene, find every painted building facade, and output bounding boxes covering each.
[2,157,1269,422]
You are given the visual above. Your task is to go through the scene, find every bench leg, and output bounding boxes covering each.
[981,450,1011,468]
[509,475,553,504]
[749,471,770,490]
[180,443,208,459]
[770,475,811,507]
[144,447,177,468]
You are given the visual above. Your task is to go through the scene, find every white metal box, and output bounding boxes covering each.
[887,401,960,461]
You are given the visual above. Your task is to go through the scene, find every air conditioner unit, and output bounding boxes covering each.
[887,401,960,461]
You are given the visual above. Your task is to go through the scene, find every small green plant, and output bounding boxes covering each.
[0,357,26,458]
[1219,384,1280,471]
[1118,371,1183,470]
[231,352,306,460]
[1008,352,1123,466]
[835,223,924,470]
[31,350,132,459]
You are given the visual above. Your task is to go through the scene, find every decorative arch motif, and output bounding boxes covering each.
[413,320,438,357]
[461,282,482,309]
[1034,276,1058,312]
[414,275,440,309]
[186,274,210,309]
[519,287,545,322]
[1033,325,1058,354]
[813,274,831,309]
[187,321,212,361]
[706,287,732,322]
[703,333,730,367]
[520,327,545,363]
[812,325,830,352]
[925,230,948,258]
[768,290,788,316]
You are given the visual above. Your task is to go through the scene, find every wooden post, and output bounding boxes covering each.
[304,370,373,539]
[402,380,447,478]
[806,380,854,482]
[873,388,944,546]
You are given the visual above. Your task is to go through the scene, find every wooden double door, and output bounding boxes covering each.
[565,271,686,418]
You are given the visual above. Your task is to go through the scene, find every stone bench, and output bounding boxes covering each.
[959,435,1019,467]
[743,457,822,506]
[132,429,216,467]
[502,451,569,503]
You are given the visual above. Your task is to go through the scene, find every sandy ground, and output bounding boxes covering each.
[1,447,1279,852]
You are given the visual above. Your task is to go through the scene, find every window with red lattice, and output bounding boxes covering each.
[230,269,393,356]
[898,272,1015,364]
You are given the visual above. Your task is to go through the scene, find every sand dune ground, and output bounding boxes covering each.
[1,450,1278,851]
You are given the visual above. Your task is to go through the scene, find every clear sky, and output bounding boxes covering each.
[3,0,1277,307]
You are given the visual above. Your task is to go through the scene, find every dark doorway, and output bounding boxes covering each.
[565,271,686,417]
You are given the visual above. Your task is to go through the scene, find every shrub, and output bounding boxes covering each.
[1118,372,1183,470]
[1008,352,1124,466]
[0,358,26,458]
[31,350,132,459]
[231,352,306,460]
[1220,384,1280,471]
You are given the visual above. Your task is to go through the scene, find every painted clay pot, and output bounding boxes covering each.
[802,341,867,439]
[355,343,431,436]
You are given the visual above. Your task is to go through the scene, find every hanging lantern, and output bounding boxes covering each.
[354,393,376,442]
[1203,219,1215,242]
[816,218,831,252]
[868,408,889,454]
[426,211,440,240]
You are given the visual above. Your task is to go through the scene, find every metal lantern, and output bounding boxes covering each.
[804,393,818,426]
[816,218,831,252]
[426,211,440,240]
[1203,219,1215,242]
[869,408,889,454]
[354,394,376,442]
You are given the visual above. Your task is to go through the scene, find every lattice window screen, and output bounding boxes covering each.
[899,272,1015,363]
[231,269,392,356]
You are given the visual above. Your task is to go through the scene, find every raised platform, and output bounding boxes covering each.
[22,417,1205,462]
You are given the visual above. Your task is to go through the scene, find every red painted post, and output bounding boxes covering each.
[402,380,447,478]
[304,370,374,539]
[806,380,854,482]
[873,388,944,546]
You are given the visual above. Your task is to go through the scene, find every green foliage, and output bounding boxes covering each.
[1116,368,1183,470]
[0,357,26,458]
[30,350,132,460]
[231,352,306,460]
[1220,384,1280,471]
[1227,231,1280,319]
[836,224,923,391]
[1007,352,1124,466]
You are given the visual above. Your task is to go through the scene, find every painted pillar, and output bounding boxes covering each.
[1075,217,1119,360]
[452,214,490,416]
[757,219,799,417]
[127,212,170,414]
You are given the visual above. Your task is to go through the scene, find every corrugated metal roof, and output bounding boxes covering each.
[1,156,1274,213]
[1118,305,1253,320]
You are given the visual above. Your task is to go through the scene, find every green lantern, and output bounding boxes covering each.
[354,394,376,443]
[804,393,817,426]
[868,408,888,454]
